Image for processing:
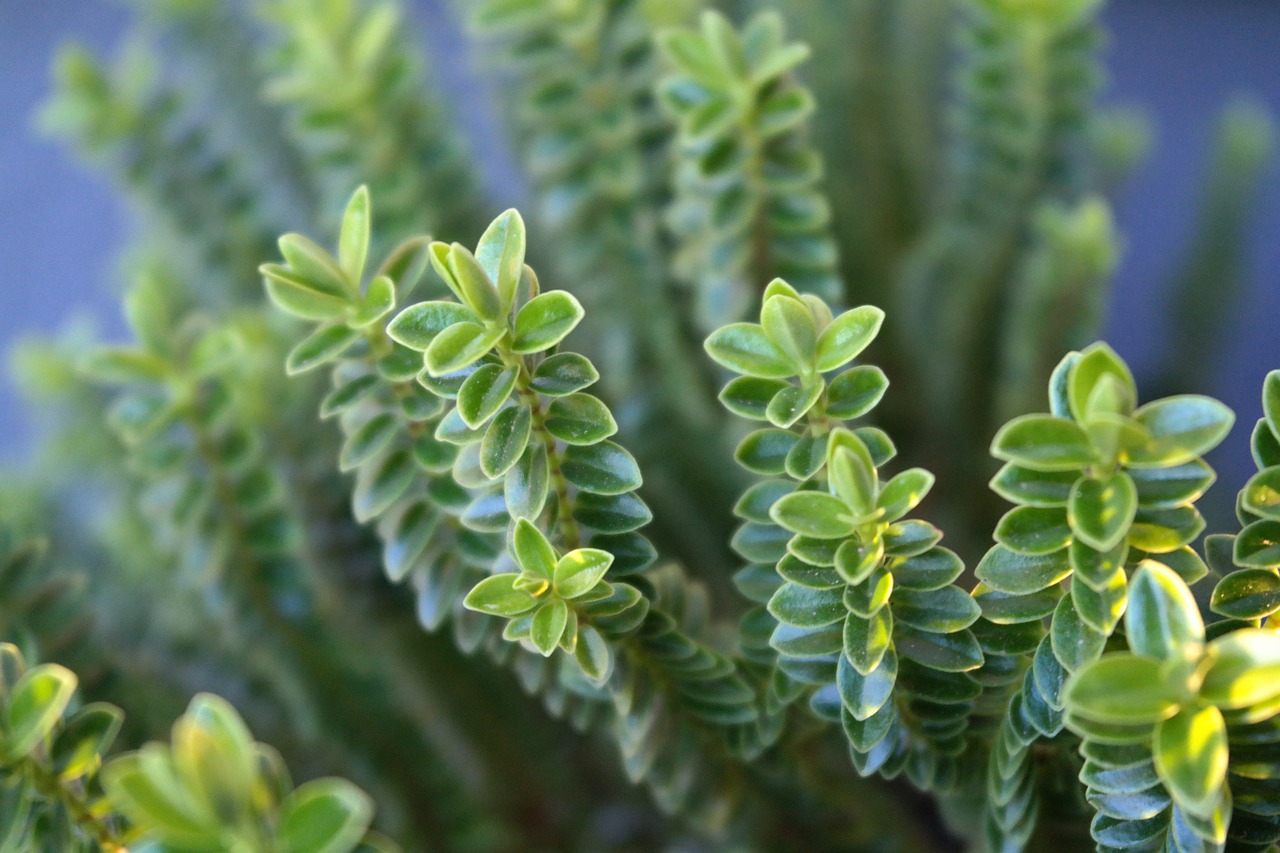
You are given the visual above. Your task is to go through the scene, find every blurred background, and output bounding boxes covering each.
[2,0,1279,491]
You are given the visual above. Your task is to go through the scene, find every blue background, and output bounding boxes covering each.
[2,0,1278,498]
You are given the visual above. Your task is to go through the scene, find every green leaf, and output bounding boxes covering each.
[891,586,980,633]
[171,694,258,817]
[991,415,1095,472]
[475,209,526,311]
[545,394,617,445]
[769,583,845,628]
[765,381,822,428]
[704,322,794,378]
[835,538,884,585]
[843,566,893,618]
[286,325,361,375]
[457,364,517,428]
[735,429,799,474]
[1125,560,1205,660]
[974,545,1071,594]
[1153,704,1228,819]
[843,608,894,675]
[719,376,790,420]
[990,464,1078,508]
[1210,569,1280,620]
[339,413,399,473]
[506,443,550,520]
[827,434,877,516]
[262,265,351,320]
[387,301,479,351]
[1128,395,1235,467]
[995,506,1072,555]
[1072,568,1127,634]
[480,405,532,479]
[770,491,856,538]
[1234,519,1280,568]
[531,600,569,656]
[875,468,934,522]
[1068,342,1136,422]
[760,294,817,369]
[352,450,414,522]
[1064,654,1182,724]
[574,624,611,685]
[52,702,123,780]
[512,291,585,353]
[530,352,598,396]
[1068,471,1138,552]
[278,778,374,853]
[890,546,962,589]
[1128,460,1216,509]
[5,664,76,759]
[512,519,556,579]
[554,548,613,599]
[561,441,642,495]
[278,232,350,295]
[825,365,888,420]
[424,322,504,376]
[1242,468,1280,520]
[573,492,652,534]
[815,306,884,372]
[1051,595,1106,672]
[337,186,371,285]
[464,573,538,617]
[101,750,212,842]
[375,235,432,296]
[441,243,501,319]
[348,275,396,328]
[1200,628,1280,709]
[893,625,983,672]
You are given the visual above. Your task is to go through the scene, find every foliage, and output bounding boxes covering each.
[8,0,1280,851]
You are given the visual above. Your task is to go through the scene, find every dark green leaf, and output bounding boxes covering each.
[545,394,617,445]
[1233,519,1280,568]
[719,376,790,420]
[561,441,642,495]
[893,625,983,672]
[573,492,652,533]
[1129,460,1216,509]
[876,468,934,522]
[352,450,414,522]
[735,428,799,474]
[765,381,822,428]
[530,352,598,396]
[891,586,980,633]
[480,405,532,479]
[995,506,1072,555]
[1242,468,1280,521]
[769,583,845,628]
[975,545,1072,595]
[1051,595,1106,672]
[891,547,963,590]
[843,609,893,675]
[1210,569,1280,620]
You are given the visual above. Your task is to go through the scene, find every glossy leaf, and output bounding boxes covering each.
[1153,704,1228,819]
[1125,560,1204,660]
[991,415,1095,472]
[512,291,585,353]
[1067,471,1137,552]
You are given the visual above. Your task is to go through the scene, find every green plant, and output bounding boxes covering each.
[9,0,1280,850]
